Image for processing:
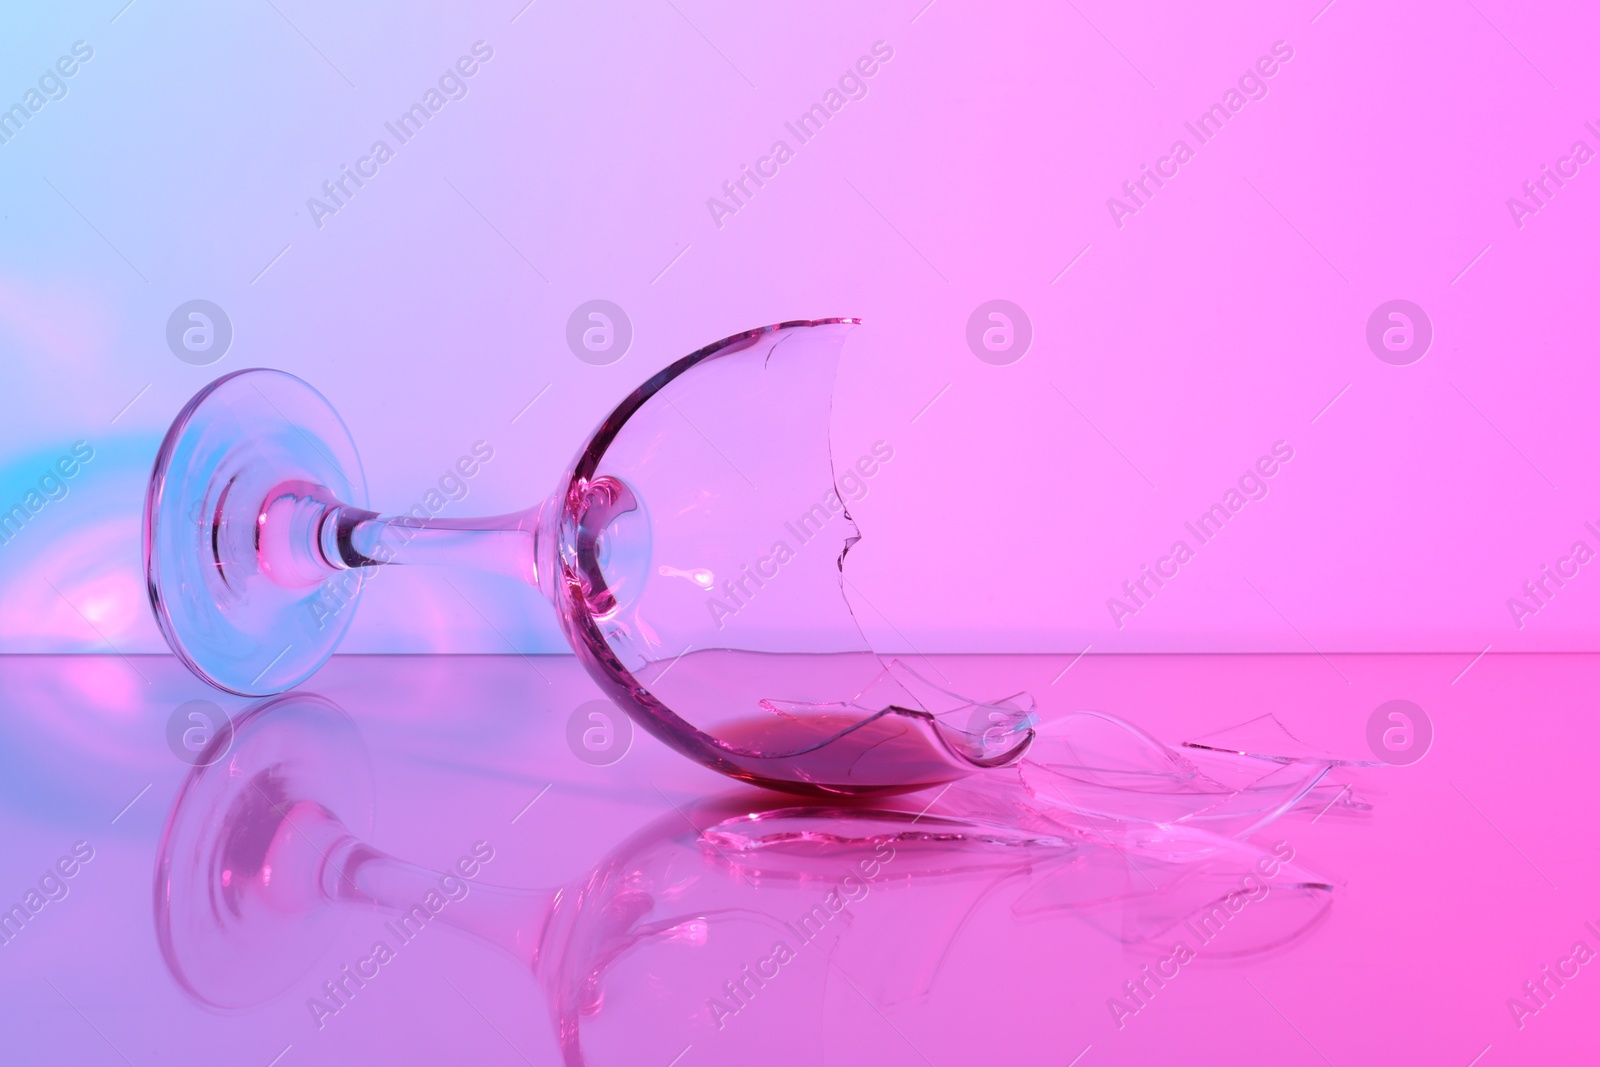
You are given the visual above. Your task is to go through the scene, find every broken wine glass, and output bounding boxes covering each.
[144,319,1036,795]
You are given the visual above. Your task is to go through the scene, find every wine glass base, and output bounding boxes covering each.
[154,693,374,1009]
[145,368,367,695]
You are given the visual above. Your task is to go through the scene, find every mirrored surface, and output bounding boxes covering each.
[0,652,1592,1065]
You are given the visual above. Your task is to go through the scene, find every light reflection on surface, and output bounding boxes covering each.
[0,652,1593,1065]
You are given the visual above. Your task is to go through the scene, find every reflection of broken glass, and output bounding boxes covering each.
[155,694,1067,1062]
[157,694,1342,1064]
[146,319,1035,794]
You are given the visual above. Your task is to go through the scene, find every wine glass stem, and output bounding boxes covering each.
[323,502,549,587]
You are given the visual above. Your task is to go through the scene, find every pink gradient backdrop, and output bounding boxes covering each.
[1,0,1596,656]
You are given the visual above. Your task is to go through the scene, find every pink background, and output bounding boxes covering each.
[1,0,1597,655]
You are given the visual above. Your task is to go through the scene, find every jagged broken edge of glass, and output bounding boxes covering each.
[1014,753,1349,838]
[551,320,861,780]
[747,657,1037,767]
[726,325,1038,768]
[998,708,1374,838]
[1179,712,1378,823]
[818,358,1040,769]
[1181,712,1382,767]
[552,318,1037,773]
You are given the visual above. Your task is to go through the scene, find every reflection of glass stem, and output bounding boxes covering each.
[279,802,554,973]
